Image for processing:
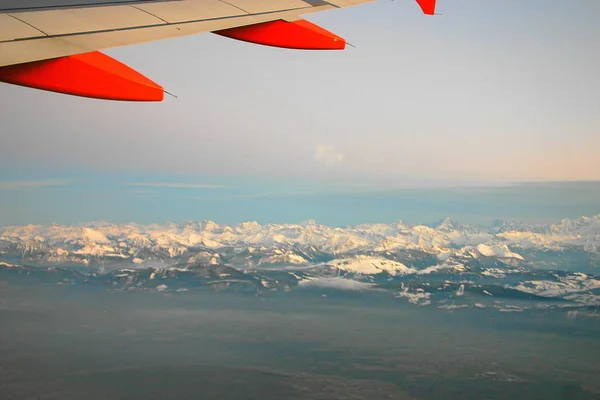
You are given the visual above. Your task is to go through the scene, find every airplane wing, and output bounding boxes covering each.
[0,0,437,101]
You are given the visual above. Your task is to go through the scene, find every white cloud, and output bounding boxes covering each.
[314,145,344,168]
[126,182,228,189]
[0,179,72,190]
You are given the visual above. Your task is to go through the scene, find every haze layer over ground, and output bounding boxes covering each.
[1,285,599,400]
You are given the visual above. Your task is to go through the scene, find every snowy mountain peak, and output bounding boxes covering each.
[435,217,461,232]
[82,228,110,244]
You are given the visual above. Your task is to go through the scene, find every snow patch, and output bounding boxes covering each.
[394,286,431,306]
[326,256,416,276]
[474,244,524,260]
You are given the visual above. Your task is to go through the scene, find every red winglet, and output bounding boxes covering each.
[214,19,346,50]
[0,51,164,101]
[415,0,436,15]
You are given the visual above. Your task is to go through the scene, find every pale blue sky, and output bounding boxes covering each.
[0,0,599,225]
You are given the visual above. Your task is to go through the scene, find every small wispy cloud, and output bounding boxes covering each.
[0,179,72,190]
[315,145,344,168]
[126,182,229,189]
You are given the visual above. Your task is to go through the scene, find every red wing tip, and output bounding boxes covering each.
[416,0,436,15]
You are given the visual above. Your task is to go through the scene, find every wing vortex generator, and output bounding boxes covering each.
[0,0,436,102]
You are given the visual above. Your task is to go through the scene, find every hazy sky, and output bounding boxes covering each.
[2,0,599,180]
[0,0,599,225]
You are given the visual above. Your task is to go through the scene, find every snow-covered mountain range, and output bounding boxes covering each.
[1,215,599,311]
[1,215,599,265]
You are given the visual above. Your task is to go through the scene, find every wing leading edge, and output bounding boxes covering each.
[0,0,438,101]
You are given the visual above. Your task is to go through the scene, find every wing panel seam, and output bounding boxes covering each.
[129,5,170,24]
[0,0,176,13]
[6,13,49,37]
[216,0,250,15]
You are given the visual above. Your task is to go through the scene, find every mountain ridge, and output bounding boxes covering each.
[1,215,598,268]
